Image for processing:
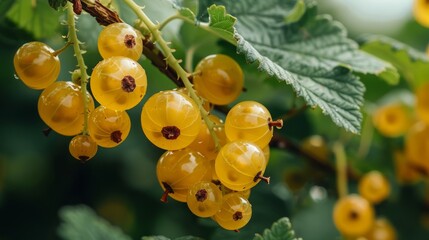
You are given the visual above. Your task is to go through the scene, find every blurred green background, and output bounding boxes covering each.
[0,0,429,239]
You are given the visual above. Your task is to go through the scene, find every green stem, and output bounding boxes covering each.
[357,114,374,159]
[67,3,90,135]
[153,11,236,45]
[158,14,183,31]
[122,0,220,149]
[333,141,348,198]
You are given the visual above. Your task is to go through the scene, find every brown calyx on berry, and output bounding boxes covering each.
[79,156,90,164]
[121,75,136,92]
[42,127,52,137]
[232,211,243,221]
[349,210,359,221]
[268,118,283,130]
[110,130,122,143]
[195,189,208,202]
[253,171,270,184]
[161,126,181,140]
[124,34,136,48]
[160,182,174,203]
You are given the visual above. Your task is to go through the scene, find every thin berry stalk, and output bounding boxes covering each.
[67,2,90,135]
[333,142,348,198]
[122,0,220,149]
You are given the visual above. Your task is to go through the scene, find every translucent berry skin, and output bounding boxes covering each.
[98,23,143,61]
[193,54,244,105]
[414,0,429,28]
[90,57,147,111]
[405,122,429,173]
[416,83,429,124]
[215,141,266,191]
[141,90,201,150]
[157,149,211,202]
[358,171,390,204]
[38,81,95,136]
[225,101,273,148]
[213,193,252,231]
[187,181,223,217]
[372,104,410,137]
[188,115,227,161]
[88,106,131,148]
[69,135,98,162]
[364,218,397,240]
[333,194,375,237]
[262,145,270,165]
[176,87,212,112]
[14,42,60,89]
[222,186,251,199]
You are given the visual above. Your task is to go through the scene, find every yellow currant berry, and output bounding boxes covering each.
[414,0,429,28]
[88,106,131,148]
[141,90,201,150]
[157,149,211,202]
[364,218,397,240]
[38,81,95,136]
[372,104,411,137]
[416,82,429,124]
[225,101,283,148]
[405,121,429,174]
[69,135,98,162]
[90,56,147,111]
[333,194,375,237]
[187,181,223,217]
[215,141,268,191]
[98,22,143,61]
[14,42,60,89]
[358,171,390,204]
[193,54,244,105]
[213,193,252,231]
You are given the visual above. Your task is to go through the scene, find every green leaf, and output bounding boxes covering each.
[168,0,197,21]
[48,0,67,10]
[218,1,380,133]
[58,205,132,240]
[0,0,15,21]
[360,35,429,88]
[253,217,302,240]
[174,236,205,240]
[172,0,394,132]
[141,235,204,240]
[142,236,171,240]
[6,0,61,39]
[205,5,236,44]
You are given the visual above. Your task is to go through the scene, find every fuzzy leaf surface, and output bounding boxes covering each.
[253,217,302,240]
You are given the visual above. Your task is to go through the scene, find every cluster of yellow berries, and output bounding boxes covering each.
[371,79,429,184]
[333,171,395,239]
[13,18,284,231]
